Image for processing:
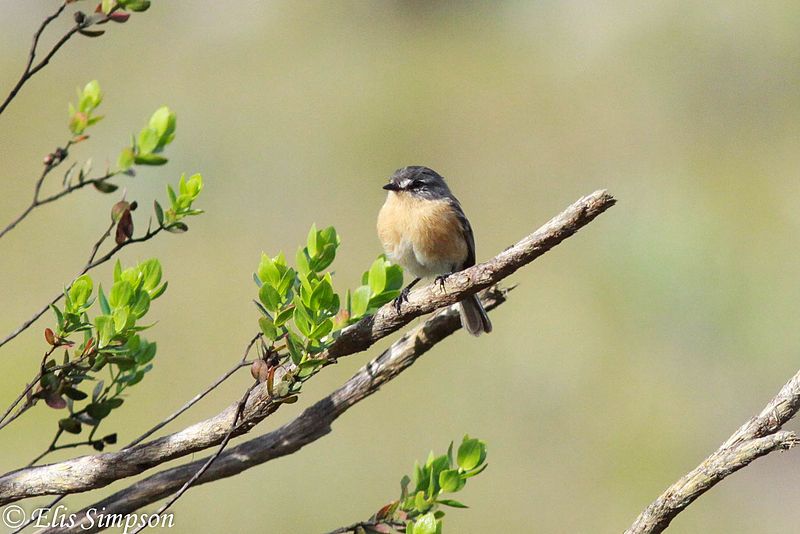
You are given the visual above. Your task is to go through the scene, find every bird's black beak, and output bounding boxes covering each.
[383,182,400,191]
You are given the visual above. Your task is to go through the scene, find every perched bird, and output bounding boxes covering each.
[377,166,492,336]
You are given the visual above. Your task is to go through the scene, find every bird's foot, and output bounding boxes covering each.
[393,285,412,313]
[435,272,454,292]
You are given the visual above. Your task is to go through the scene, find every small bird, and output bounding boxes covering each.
[377,166,492,336]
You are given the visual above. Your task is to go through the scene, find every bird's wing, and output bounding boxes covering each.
[450,198,476,268]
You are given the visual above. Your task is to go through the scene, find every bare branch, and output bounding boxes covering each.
[0,190,615,506]
[0,1,70,117]
[44,287,510,534]
[625,370,800,534]
[0,4,120,118]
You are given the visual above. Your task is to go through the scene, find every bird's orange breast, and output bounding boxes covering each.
[377,192,468,277]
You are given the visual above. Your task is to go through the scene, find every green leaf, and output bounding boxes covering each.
[309,279,333,311]
[274,307,294,327]
[78,80,102,113]
[258,253,281,287]
[461,462,488,479]
[87,402,112,420]
[385,264,404,291]
[138,259,162,292]
[112,307,130,332]
[259,284,282,312]
[306,224,319,257]
[437,498,468,509]
[150,281,168,300]
[94,315,115,348]
[309,319,333,340]
[136,340,157,364]
[109,281,134,308]
[350,286,371,318]
[310,243,337,272]
[64,388,88,401]
[295,248,311,276]
[165,222,189,233]
[130,291,151,318]
[134,153,168,166]
[137,127,159,154]
[413,513,438,534]
[154,200,164,226]
[277,268,296,298]
[50,304,64,330]
[457,436,486,471]
[293,304,313,338]
[93,180,118,193]
[259,316,278,341]
[368,257,386,295]
[166,184,177,208]
[118,147,135,171]
[120,0,151,12]
[438,469,465,493]
[286,332,304,365]
[58,418,82,434]
[414,491,428,513]
[148,106,173,139]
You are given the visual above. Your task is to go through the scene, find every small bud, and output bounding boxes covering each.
[44,328,56,346]
[103,433,118,444]
[250,359,267,381]
[115,209,134,245]
[108,12,130,23]
[129,200,138,211]
[73,10,86,25]
[92,441,105,451]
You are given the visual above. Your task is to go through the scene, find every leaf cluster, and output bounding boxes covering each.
[364,436,489,534]
[39,259,167,444]
[118,105,177,170]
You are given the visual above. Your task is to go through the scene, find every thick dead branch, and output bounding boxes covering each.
[0,190,615,506]
[45,287,510,533]
[626,370,800,533]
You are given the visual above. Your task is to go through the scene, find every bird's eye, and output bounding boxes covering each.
[409,179,425,189]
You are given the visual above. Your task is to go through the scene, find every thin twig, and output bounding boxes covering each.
[0,345,58,430]
[0,1,70,117]
[126,333,261,448]
[1,164,115,240]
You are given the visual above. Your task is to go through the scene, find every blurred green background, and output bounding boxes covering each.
[2,1,800,532]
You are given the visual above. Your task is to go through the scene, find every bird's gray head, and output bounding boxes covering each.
[382,166,453,200]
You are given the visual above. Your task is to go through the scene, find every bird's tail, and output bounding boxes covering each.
[458,294,492,336]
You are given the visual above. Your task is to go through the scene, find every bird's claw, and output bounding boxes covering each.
[393,285,412,312]
[435,272,453,291]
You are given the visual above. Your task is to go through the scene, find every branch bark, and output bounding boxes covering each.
[625,370,800,533]
[0,190,615,506]
[46,287,510,534]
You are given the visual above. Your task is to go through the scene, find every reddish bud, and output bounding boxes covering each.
[108,12,130,22]
[45,393,67,410]
[115,209,134,245]
[44,328,56,346]
[250,359,267,381]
